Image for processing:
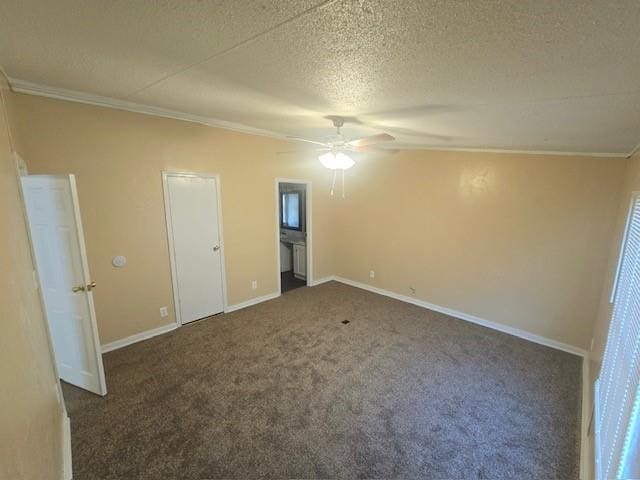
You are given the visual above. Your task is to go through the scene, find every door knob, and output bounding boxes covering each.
[72,282,96,293]
[213,245,220,251]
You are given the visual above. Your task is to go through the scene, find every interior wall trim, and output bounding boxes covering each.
[331,276,588,357]
[309,276,335,287]
[627,140,640,159]
[580,355,593,480]
[8,78,633,158]
[395,145,629,158]
[101,322,178,353]
[8,78,286,141]
[225,291,281,313]
[62,414,72,480]
[100,292,281,353]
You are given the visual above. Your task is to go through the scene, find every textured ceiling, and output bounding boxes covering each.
[1,0,639,154]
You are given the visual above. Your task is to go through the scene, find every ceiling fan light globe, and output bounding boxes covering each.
[318,152,340,169]
[335,152,355,170]
[318,151,355,170]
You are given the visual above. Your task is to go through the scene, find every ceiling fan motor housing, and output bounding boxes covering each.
[331,116,345,129]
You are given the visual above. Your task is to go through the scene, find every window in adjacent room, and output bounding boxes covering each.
[281,192,301,230]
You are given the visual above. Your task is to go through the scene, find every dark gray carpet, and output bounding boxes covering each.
[63,281,582,479]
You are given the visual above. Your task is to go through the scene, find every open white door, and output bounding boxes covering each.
[21,174,106,396]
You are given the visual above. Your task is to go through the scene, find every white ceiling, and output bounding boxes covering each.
[1,0,639,155]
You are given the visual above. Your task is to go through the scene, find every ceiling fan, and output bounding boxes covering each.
[287,116,396,197]
[288,116,396,169]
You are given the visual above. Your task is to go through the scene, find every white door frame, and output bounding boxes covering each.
[162,171,228,326]
[275,178,312,293]
[21,174,107,396]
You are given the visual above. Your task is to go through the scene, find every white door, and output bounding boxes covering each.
[21,175,106,396]
[164,173,225,324]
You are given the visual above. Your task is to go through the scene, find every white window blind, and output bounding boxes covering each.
[596,193,640,480]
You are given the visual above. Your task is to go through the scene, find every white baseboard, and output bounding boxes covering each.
[580,355,593,480]
[332,276,587,357]
[100,275,586,356]
[62,414,72,480]
[101,292,281,353]
[225,291,280,313]
[101,323,178,353]
[594,379,602,480]
[224,279,340,311]
[309,275,336,286]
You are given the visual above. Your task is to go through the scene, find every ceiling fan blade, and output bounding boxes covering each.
[278,147,330,155]
[286,136,328,147]
[371,125,453,142]
[347,133,395,147]
[349,145,400,154]
[362,104,460,119]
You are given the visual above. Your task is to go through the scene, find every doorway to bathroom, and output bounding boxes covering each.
[276,180,311,293]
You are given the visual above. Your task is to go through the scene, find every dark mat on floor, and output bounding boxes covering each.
[63,281,581,479]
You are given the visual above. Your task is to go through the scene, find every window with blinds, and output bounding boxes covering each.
[596,193,640,480]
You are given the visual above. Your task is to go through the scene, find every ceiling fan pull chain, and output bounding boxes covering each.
[330,169,337,196]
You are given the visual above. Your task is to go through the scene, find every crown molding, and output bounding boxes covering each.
[0,65,10,84]
[8,78,288,141]
[395,144,630,158]
[627,140,640,159]
[8,77,637,158]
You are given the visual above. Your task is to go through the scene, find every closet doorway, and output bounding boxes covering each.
[163,172,226,324]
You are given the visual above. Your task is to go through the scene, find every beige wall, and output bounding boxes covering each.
[10,93,338,344]
[0,78,66,477]
[9,92,627,353]
[4,85,634,480]
[333,149,626,350]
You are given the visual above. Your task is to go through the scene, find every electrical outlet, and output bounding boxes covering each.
[369,270,375,279]
[159,306,168,318]
[409,286,416,295]
[251,280,258,290]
